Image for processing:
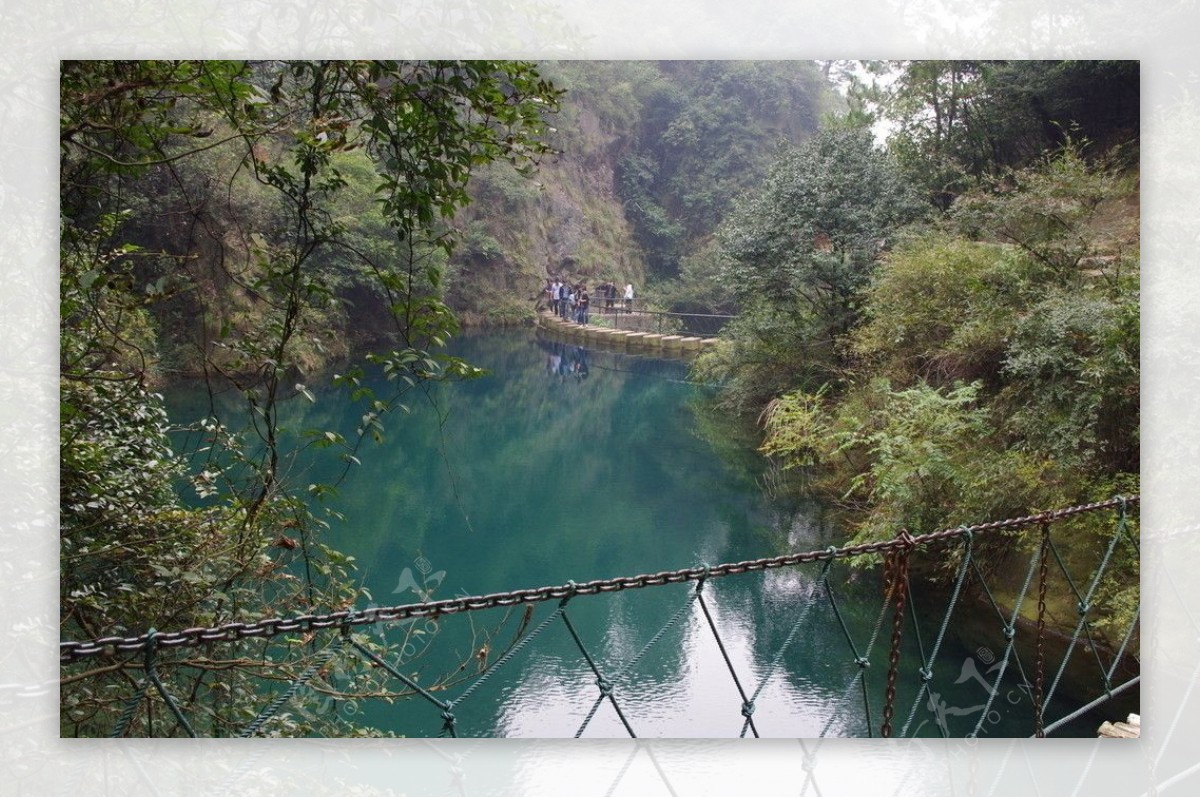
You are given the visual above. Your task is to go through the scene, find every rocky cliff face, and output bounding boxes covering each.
[446,102,648,325]
[444,60,832,323]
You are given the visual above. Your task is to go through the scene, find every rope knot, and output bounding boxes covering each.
[1003,625,1015,641]
[596,677,614,697]
[1077,601,1090,616]
[741,700,756,718]
[918,667,933,682]
[695,564,711,592]
[855,656,870,669]
[897,530,917,550]
[440,709,457,726]
[959,525,973,543]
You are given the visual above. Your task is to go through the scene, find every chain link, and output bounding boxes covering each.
[61,496,1138,663]
[881,532,915,737]
[1035,521,1050,738]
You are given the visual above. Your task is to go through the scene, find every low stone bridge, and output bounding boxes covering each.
[535,310,720,358]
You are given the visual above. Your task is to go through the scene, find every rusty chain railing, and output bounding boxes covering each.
[61,496,1139,739]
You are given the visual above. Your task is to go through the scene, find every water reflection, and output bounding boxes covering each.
[163,329,1101,738]
[538,338,589,380]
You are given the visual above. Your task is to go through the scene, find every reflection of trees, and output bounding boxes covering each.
[169,330,931,735]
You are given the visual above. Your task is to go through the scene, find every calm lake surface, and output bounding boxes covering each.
[166,328,1101,738]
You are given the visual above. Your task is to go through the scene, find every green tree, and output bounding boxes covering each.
[60,59,561,736]
[697,126,925,410]
[719,126,924,334]
[610,61,828,277]
[759,145,1138,559]
[880,59,1140,209]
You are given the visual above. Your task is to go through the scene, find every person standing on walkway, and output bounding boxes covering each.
[577,285,590,324]
[558,280,570,318]
[624,282,634,313]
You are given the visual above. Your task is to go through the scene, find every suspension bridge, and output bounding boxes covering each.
[60,496,1139,739]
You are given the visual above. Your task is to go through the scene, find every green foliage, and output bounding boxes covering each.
[605,61,830,277]
[879,59,1140,209]
[691,305,835,414]
[60,60,562,737]
[763,380,1053,545]
[755,143,1138,581]
[652,239,739,316]
[701,125,925,406]
[719,127,925,329]
[421,61,834,321]
[851,233,1028,385]
[1001,283,1139,474]
[950,143,1138,276]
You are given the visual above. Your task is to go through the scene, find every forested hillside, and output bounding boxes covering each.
[443,60,832,323]
[60,60,566,735]
[696,59,1140,640]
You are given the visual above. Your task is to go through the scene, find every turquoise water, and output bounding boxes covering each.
[165,328,1111,738]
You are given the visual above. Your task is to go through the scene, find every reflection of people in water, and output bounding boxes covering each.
[572,345,589,379]
[536,338,590,381]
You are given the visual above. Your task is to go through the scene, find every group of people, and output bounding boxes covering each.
[543,277,634,325]
[545,278,591,324]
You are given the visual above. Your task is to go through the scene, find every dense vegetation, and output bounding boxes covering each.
[447,60,831,321]
[696,60,1139,639]
[60,60,562,735]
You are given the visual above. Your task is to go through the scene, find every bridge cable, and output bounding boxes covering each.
[898,528,974,737]
[560,602,636,738]
[1035,522,1051,737]
[968,537,1041,738]
[881,532,916,737]
[818,560,892,738]
[736,562,830,738]
[693,574,760,738]
[238,636,347,738]
[1043,500,1130,711]
[120,629,198,738]
[61,497,1140,739]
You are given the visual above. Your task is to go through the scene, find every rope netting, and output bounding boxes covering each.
[61,496,1139,738]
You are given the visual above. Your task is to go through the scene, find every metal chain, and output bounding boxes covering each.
[61,496,1139,662]
[1035,521,1050,738]
[881,532,915,737]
